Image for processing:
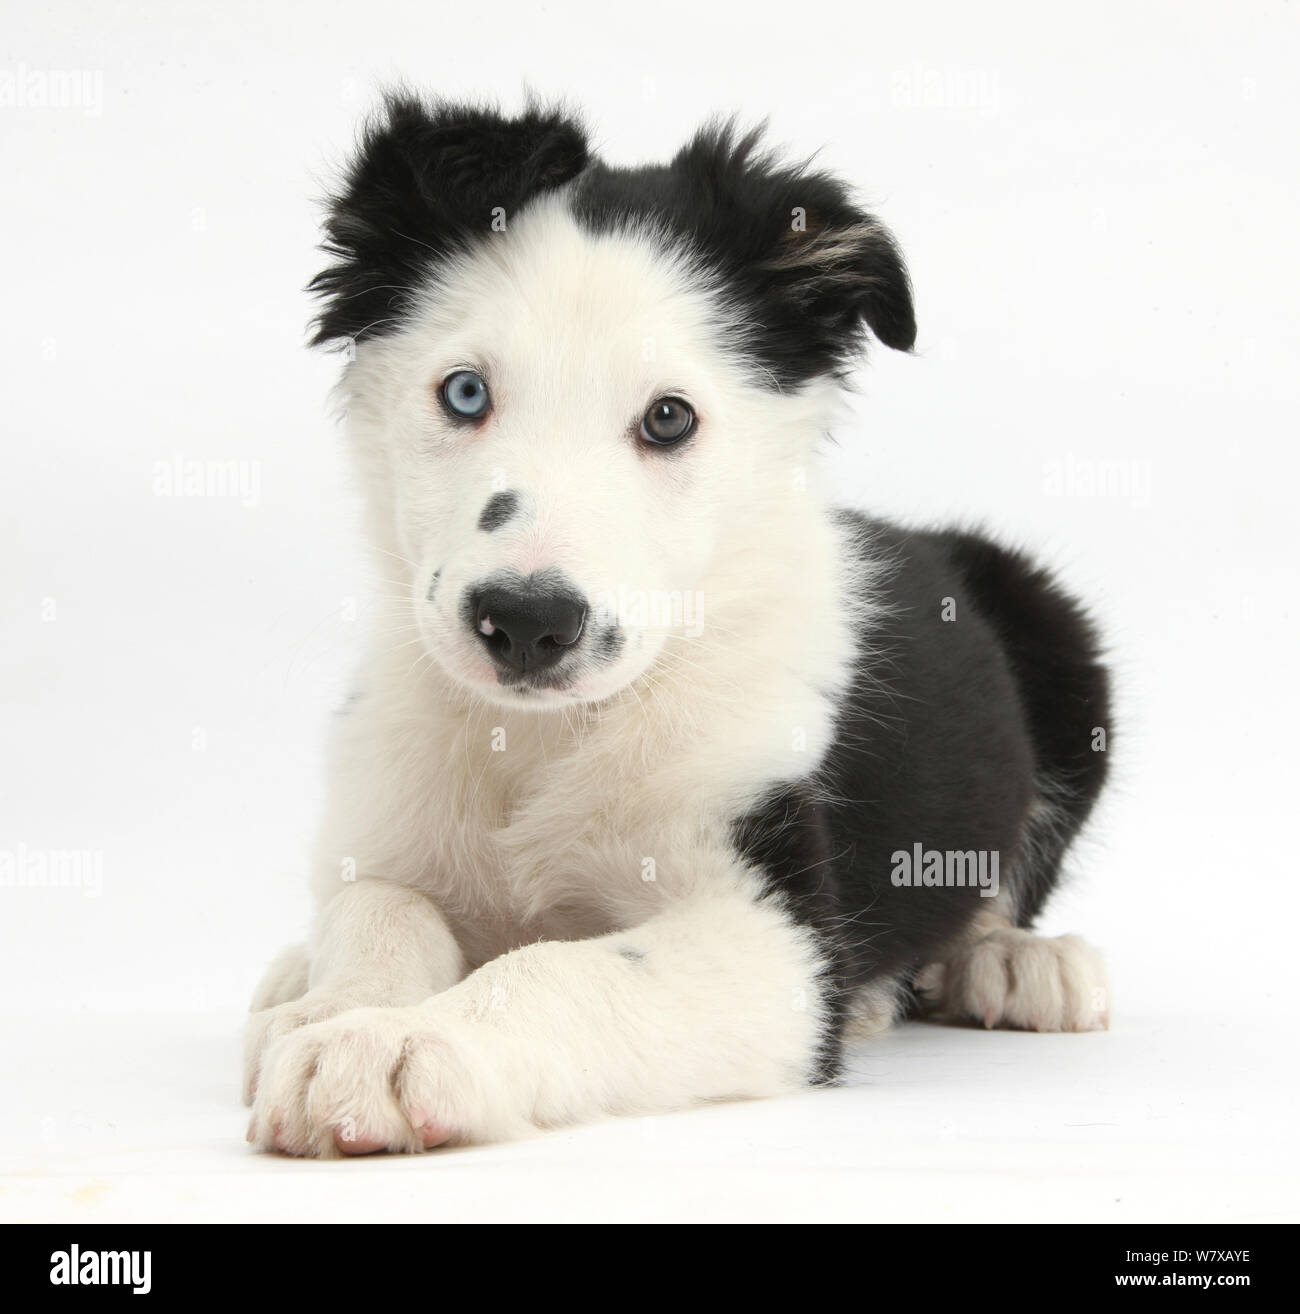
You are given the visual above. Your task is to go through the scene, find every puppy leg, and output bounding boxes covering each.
[243,878,464,1106]
[249,942,311,1012]
[916,915,1110,1032]
[844,976,908,1040]
[249,886,830,1156]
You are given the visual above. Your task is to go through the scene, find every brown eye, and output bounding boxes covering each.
[640,396,695,447]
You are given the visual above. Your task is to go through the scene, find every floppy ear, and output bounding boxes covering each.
[761,197,917,353]
[309,93,589,347]
[668,124,916,378]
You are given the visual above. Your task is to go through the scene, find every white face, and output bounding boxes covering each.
[345,197,827,710]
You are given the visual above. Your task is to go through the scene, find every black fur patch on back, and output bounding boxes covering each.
[309,94,588,348]
[941,531,1110,808]
[938,530,1111,923]
[733,517,1111,1072]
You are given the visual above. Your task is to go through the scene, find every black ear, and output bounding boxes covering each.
[667,124,916,380]
[309,93,589,348]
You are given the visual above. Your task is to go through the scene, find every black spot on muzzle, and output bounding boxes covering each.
[478,491,520,533]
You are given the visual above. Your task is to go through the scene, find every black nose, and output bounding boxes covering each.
[471,581,587,674]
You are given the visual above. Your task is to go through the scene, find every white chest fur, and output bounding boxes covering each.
[309,536,859,967]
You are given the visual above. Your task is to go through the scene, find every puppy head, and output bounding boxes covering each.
[313,94,915,709]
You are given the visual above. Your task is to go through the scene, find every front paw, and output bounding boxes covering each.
[244,986,387,1105]
[246,1006,529,1157]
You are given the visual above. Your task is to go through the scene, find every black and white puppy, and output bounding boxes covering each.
[244,95,1112,1156]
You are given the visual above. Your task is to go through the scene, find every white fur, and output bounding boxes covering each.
[250,885,830,1154]
[246,199,864,1153]
[914,911,1110,1033]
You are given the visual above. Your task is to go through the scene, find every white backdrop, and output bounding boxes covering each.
[2,0,1297,1222]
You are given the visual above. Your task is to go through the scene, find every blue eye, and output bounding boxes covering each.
[441,370,490,419]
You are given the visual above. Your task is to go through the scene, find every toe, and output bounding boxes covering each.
[335,1130,387,1155]
[417,1121,452,1149]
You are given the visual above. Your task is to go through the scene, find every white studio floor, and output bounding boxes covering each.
[1,1004,1292,1225]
